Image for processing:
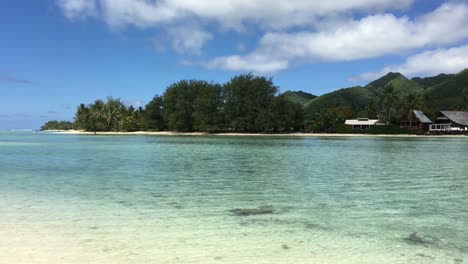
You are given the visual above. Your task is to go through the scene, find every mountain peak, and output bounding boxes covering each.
[367,72,404,88]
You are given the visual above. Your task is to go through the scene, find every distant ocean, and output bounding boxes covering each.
[1,131,467,263]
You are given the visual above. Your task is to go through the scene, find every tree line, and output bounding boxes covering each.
[43,74,458,133]
[46,74,305,133]
[41,120,73,131]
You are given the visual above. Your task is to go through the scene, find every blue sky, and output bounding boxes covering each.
[1,0,468,129]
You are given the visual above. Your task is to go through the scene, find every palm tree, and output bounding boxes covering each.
[380,84,399,125]
[367,98,377,119]
[457,92,468,111]
[403,92,423,129]
[89,99,106,132]
[74,104,89,129]
[103,97,124,130]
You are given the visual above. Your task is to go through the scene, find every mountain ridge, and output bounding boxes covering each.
[289,68,468,118]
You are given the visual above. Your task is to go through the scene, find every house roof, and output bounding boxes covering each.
[345,119,379,125]
[413,110,432,123]
[441,111,468,126]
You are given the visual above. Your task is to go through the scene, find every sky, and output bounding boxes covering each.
[1,0,468,130]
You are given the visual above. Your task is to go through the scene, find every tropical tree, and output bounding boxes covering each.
[380,84,399,124]
[87,99,107,131]
[163,80,207,131]
[223,74,278,132]
[103,97,125,131]
[74,104,90,129]
[457,89,468,111]
[192,82,224,132]
[73,98,138,132]
[41,120,73,130]
[402,92,423,129]
[144,95,166,130]
[270,95,304,131]
[367,98,377,119]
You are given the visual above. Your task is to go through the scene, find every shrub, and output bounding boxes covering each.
[367,125,414,134]
[335,124,355,134]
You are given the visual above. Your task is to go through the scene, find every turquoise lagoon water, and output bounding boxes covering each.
[1,131,467,263]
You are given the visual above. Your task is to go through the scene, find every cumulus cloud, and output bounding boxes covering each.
[208,2,468,73]
[56,1,468,74]
[57,0,413,29]
[207,54,288,74]
[352,45,468,81]
[167,26,212,55]
[57,0,97,19]
[57,0,414,54]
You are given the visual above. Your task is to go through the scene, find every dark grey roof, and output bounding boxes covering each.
[441,111,468,126]
[413,110,432,123]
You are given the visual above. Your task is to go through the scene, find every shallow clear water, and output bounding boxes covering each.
[1,132,467,263]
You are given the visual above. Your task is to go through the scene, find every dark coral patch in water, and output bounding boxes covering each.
[229,206,276,216]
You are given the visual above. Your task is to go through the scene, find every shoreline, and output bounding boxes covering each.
[43,130,468,138]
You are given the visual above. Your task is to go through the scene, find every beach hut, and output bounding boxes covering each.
[398,110,433,130]
[429,111,468,132]
[345,118,381,130]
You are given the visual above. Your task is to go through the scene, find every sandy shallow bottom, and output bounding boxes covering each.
[1,191,466,264]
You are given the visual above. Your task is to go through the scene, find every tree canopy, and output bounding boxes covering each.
[65,74,305,133]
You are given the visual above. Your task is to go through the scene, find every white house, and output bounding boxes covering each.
[345,118,381,130]
[429,111,468,132]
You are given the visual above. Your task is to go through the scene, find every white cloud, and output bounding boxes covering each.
[57,1,468,74]
[352,45,468,81]
[167,26,212,55]
[58,0,413,29]
[207,54,288,74]
[99,0,178,29]
[57,0,414,54]
[208,2,468,73]
[57,0,97,19]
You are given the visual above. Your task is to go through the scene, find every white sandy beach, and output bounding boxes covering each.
[44,130,468,138]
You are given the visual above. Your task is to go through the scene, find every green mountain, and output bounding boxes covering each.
[301,69,468,119]
[367,72,403,88]
[366,72,424,95]
[385,75,424,96]
[412,73,455,89]
[303,86,378,118]
[303,72,405,118]
[282,91,317,106]
[425,69,468,112]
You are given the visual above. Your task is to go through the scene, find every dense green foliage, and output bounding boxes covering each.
[380,84,399,124]
[42,69,468,134]
[411,74,455,89]
[73,97,144,132]
[67,74,304,133]
[425,69,468,112]
[367,125,413,135]
[385,76,424,96]
[303,86,377,119]
[302,68,468,125]
[282,91,316,106]
[41,120,73,130]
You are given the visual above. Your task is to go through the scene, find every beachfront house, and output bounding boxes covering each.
[429,111,468,132]
[398,110,433,130]
[345,118,381,130]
